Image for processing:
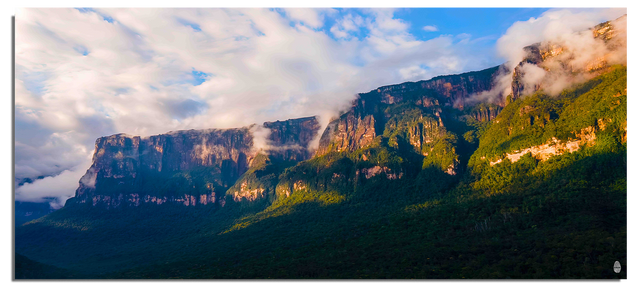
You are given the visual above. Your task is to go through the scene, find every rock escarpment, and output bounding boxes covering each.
[471,105,503,122]
[316,113,378,156]
[71,128,254,208]
[316,66,502,158]
[371,66,502,109]
[68,117,320,208]
[263,116,320,161]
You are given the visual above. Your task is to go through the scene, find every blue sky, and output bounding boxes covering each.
[14,7,626,207]
[332,8,551,38]
[278,8,551,39]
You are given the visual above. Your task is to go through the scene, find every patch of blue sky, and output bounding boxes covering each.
[75,7,115,24]
[323,8,371,41]
[396,8,550,44]
[274,8,352,33]
[177,18,202,32]
[19,70,48,96]
[74,45,89,56]
[273,8,322,31]
[160,69,212,87]
[74,8,95,13]
[272,9,292,25]
[190,69,212,86]
[102,15,114,23]
[252,23,265,36]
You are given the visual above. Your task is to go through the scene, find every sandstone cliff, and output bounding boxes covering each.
[471,105,503,122]
[316,66,501,157]
[263,116,320,161]
[68,117,320,208]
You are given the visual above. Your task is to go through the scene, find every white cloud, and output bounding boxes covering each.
[367,9,409,32]
[362,8,420,55]
[15,152,93,209]
[519,63,547,94]
[14,134,94,208]
[330,13,364,39]
[330,26,349,39]
[283,8,333,29]
[456,33,472,44]
[399,65,428,80]
[422,25,438,32]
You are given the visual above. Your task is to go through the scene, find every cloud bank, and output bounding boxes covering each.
[469,8,627,103]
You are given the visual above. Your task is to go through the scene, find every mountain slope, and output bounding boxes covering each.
[15,17,626,277]
[15,66,626,278]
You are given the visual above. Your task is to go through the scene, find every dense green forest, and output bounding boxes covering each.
[15,66,626,279]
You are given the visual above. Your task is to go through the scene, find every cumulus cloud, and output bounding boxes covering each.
[283,8,334,29]
[422,25,438,32]
[399,65,428,80]
[14,8,509,206]
[361,8,419,55]
[330,13,364,39]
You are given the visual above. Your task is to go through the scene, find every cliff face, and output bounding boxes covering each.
[471,106,503,122]
[226,117,321,203]
[72,128,254,208]
[316,66,501,157]
[365,66,501,109]
[69,117,320,208]
[316,113,378,156]
[263,116,320,161]
[459,102,505,126]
